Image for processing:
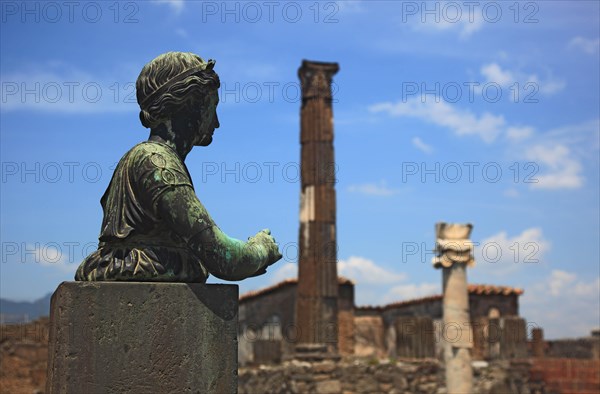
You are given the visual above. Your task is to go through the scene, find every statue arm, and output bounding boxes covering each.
[155,185,281,281]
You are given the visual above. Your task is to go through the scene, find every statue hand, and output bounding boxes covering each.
[255,228,283,265]
[248,229,282,275]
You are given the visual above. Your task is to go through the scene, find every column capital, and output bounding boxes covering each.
[298,60,339,102]
[433,222,475,269]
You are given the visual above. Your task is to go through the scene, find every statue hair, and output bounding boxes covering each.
[136,52,220,129]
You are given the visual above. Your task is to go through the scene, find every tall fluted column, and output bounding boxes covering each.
[433,222,475,393]
[295,60,339,359]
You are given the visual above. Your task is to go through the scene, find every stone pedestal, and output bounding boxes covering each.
[46,282,238,394]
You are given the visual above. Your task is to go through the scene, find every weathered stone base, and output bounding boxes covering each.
[238,358,531,394]
[46,282,238,394]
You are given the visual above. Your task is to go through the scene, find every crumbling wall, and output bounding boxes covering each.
[239,281,355,365]
[354,316,385,358]
[0,318,48,394]
[545,336,600,359]
[239,284,297,365]
[337,282,355,356]
[529,358,600,393]
[238,358,531,394]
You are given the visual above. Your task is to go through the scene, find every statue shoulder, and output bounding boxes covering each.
[128,141,179,158]
[123,141,183,170]
[129,141,193,192]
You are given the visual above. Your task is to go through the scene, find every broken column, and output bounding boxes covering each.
[295,60,340,359]
[46,282,238,393]
[433,222,475,393]
[500,316,528,359]
[531,327,545,358]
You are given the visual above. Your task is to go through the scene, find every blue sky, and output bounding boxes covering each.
[1,1,598,339]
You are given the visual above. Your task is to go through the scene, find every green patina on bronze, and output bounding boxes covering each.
[75,52,282,282]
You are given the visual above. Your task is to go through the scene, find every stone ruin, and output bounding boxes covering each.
[234,59,600,394]
[237,61,533,370]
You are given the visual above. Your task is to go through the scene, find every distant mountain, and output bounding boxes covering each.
[0,293,52,323]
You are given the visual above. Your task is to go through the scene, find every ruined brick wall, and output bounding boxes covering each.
[338,282,354,356]
[380,299,443,326]
[338,310,354,356]
[544,336,600,359]
[356,312,529,362]
[0,318,48,394]
[530,358,600,393]
[366,293,519,326]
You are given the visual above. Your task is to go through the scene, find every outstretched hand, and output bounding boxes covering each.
[247,228,283,277]
[253,228,283,265]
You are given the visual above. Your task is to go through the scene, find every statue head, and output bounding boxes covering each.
[136,52,220,146]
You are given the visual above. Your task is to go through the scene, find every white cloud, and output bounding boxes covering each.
[269,256,411,306]
[382,282,439,303]
[525,144,584,189]
[1,66,136,114]
[338,256,406,285]
[347,180,400,196]
[411,3,484,38]
[271,257,411,288]
[481,63,514,86]
[479,62,565,96]
[473,228,551,277]
[528,73,566,95]
[459,16,484,38]
[370,98,505,143]
[335,0,365,13]
[506,126,535,142]
[152,0,184,14]
[412,137,434,154]
[27,244,77,274]
[574,277,600,297]
[569,36,600,54]
[370,100,594,190]
[507,119,597,191]
[547,270,576,297]
[336,256,435,306]
[503,188,519,198]
[269,262,297,284]
[369,98,593,191]
[522,271,600,338]
[546,119,600,146]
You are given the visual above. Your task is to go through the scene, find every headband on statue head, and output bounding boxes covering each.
[140,59,216,108]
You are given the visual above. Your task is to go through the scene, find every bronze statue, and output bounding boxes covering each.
[75,52,282,282]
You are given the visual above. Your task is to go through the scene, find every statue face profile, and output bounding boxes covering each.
[191,90,220,147]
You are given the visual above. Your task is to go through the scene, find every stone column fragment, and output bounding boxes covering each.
[433,222,475,394]
[532,328,545,358]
